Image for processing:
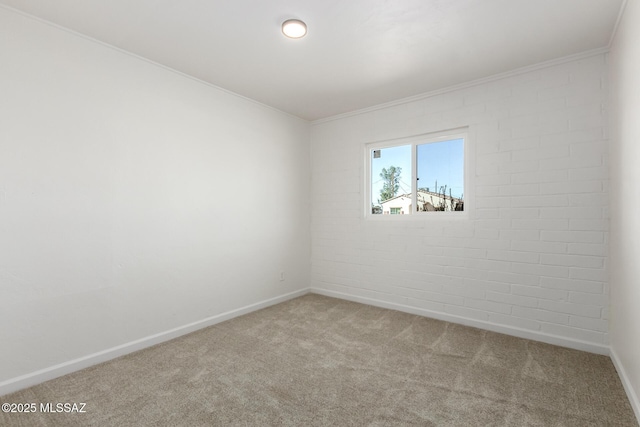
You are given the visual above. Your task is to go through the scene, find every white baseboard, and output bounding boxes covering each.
[610,347,640,423]
[310,288,610,355]
[2,287,621,401]
[0,288,310,397]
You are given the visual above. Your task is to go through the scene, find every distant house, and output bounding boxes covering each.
[416,190,463,212]
[380,191,463,214]
[380,194,412,214]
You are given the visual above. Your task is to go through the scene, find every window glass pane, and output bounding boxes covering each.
[416,138,464,212]
[371,145,411,215]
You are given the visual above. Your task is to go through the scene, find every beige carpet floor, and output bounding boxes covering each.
[0,294,637,426]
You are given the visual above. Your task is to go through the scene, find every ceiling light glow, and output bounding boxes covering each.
[282,19,307,38]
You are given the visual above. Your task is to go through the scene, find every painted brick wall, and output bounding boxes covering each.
[310,53,609,352]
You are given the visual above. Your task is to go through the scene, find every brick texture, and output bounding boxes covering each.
[311,54,609,347]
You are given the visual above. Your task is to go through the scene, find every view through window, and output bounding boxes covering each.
[369,132,465,215]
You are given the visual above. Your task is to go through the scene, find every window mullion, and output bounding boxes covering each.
[411,142,417,214]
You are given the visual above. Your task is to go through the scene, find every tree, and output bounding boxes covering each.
[379,166,402,202]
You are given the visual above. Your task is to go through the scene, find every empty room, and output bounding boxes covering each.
[1,0,639,425]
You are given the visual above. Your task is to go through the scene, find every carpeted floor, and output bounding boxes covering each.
[0,294,637,426]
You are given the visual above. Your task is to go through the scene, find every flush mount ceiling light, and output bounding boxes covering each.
[282,19,307,39]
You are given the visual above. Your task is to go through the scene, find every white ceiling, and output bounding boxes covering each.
[0,0,624,121]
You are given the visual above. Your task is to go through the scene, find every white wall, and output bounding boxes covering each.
[311,54,610,353]
[610,0,640,418]
[0,7,310,389]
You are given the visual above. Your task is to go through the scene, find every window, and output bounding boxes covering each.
[367,129,467,217]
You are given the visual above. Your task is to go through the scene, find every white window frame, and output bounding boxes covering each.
[364,128,471,220]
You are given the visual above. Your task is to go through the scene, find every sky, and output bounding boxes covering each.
[371,138,464,206]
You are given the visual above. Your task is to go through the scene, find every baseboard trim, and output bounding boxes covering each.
[0,288,310,397]
[610,347,640,423]
[310,288,610,355]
